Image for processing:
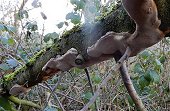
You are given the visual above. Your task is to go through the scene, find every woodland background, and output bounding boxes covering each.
[0,0,170,110]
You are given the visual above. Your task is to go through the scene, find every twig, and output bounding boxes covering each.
[119,62,146,111]
[44,82,66,111]
[47,75,64,102]
[39,84,84,104]
[80,47,131,111]
[84,68,98,111]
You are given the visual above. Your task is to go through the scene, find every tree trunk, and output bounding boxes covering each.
[0,0,170,95]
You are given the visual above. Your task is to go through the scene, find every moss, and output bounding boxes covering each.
[4,65,27,81]
[3,48,47,82]
[26,48,46,66]
[61,25,81,38]
[95,3,118,21]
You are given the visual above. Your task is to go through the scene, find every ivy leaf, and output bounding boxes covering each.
[140,50,152,60]
[0,24,5,31]
[44,32,59,43]
[0,36,8,45]
[43,106,56,111]
[91,74,101,84]
[71,13,81,24]
[57,22,64,29]
[65,12,74,20]
[139,76,150,90]
[8,38,15,45]
[159,55,166,64]
[0,63,10,71]
[5,26,16,34]
[149,70,160,83]
[133,63,143,74]
[40,12,47,20]
[16,10,29,20]
[70,0,77,5]
[154,59,164,72]
[82,92,93,101]
[144,69,160,84]
[0,97,13,111]
[89,5,97,13]
[6,59,19,68]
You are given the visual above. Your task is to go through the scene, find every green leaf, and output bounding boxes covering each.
[0,96,13,111]
[6,59,19,68]
[91,74,101,84]
[77,0,85,10]
[70,0,77,5]
[139,76,150,90]
[144,69,160,84]
[16,10,29,20]
[82,92,93,101]
[159,55,166,64]
[5,26,16,34]
[133,63,143,74]
[0,24,5,31]
[44,32,59,43]
[26,22,38,31]
[154,59,164,72]
[149,70,160,83]
[0,37,8,45]
[89,5,97,13]
[140,50,152,59]
[57,22,64,29]
[65,12,74,20]
[0,63,10,71]
[43,106,57,111]
[71,13,81,24]
[127,95,134,106]
[8,38,15,45]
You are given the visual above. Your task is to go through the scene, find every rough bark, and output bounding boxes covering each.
[0,0,170,95]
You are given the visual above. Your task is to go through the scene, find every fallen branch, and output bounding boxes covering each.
[8,96,41,109]
[119,62,146,111]
[80,47,135,111]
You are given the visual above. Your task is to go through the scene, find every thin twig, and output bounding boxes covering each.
[44,81,66,111]
[84,68,99,111]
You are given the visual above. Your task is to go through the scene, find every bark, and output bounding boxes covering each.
[0,0,170,94]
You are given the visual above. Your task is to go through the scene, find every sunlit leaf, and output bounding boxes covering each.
[8,38,15,45]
